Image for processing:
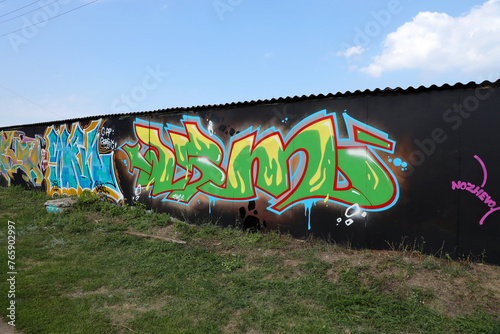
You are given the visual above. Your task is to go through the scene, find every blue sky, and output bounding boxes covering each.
[1,0,500,127]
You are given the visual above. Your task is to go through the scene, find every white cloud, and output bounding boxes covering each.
[360,0,500,77]
[337,46,367,58]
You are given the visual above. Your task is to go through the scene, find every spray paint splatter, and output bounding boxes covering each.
[388,156,408,171]
[303,200,317,230]
[209,198,217,214]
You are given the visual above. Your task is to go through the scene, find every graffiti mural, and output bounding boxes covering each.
[44,120,123,202]
[0,130,45,186]
[120,110,399,227]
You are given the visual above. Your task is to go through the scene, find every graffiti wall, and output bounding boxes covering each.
[2,81,500,264]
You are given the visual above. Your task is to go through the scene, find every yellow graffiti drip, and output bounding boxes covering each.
[237,171,245,194]
[310,168,327,192]
[264,135,283,186]
[228,136,254,189]
[309,120,334,187]
[229,169,238,189]
[146,178,154,190]
[190,124,204,151]
[365,161,379,190]
[170,133,188,163]
[264,166,274,186]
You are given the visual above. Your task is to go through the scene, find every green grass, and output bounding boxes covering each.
[0,186,499,333]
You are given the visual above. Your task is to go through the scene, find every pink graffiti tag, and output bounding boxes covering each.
[451,155,499,225]
[475,155,488,188]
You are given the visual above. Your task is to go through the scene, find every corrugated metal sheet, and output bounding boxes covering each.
[2,79,499,130]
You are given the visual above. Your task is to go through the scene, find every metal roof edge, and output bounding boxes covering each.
[2,79,499,130]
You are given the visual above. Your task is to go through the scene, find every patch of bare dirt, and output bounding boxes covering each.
[222,309,242,334]
[0,319,20,334]
[319,250,358,265]
[67,286,112,298]
[284,259,303,267]
[146,224,180,237]
[65,286,134,299]
[19,259,45,271]
[104,299,168,333]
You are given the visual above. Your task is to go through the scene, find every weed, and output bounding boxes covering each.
[409,286,435,305]
[244,231,263,244]
[221,254,244,273]
[78,189,101,205]
[422,256,442,270]
[262,229,291,249]
[195,223,220,239]
[386,236,425,256]
[174,221,198,237]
